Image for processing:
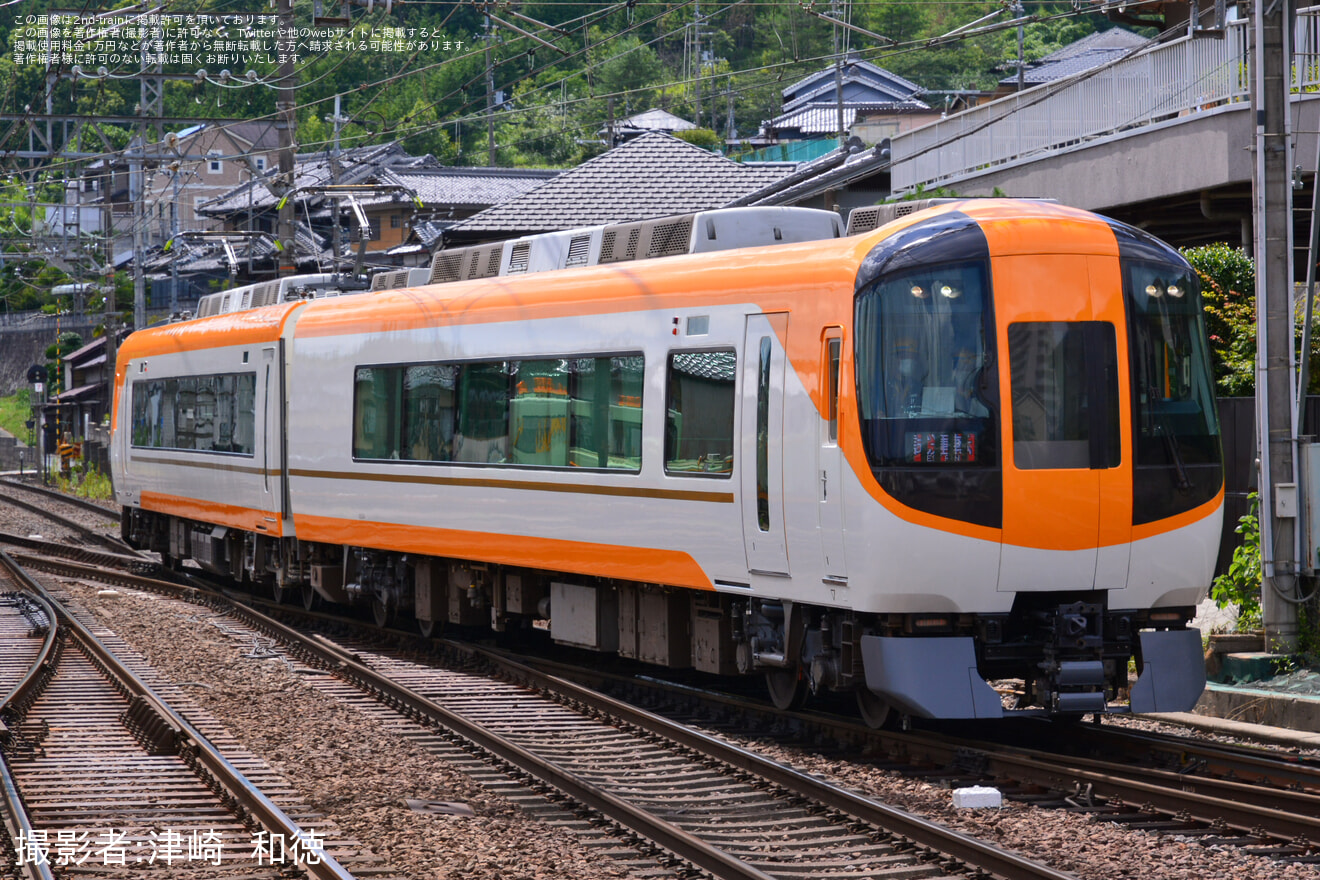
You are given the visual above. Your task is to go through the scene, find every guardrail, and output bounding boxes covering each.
[892,10,1320,193]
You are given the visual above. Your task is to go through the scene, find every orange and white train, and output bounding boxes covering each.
[110,199,1222,725]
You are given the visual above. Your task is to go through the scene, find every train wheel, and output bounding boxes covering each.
[301,583,319,612]
[418,617,439,639]
[271,582,289,604]
[765,668,807,711]
[856,687,896,730]
[372,597,391,628]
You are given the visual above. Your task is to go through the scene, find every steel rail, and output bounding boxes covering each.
[0,554,777,880]
[0,478,121,519]
[447,642,1079,880]
[186,597,1079,880]
[0,551,359,880]
[515,651,1320,848]
[0,751,55,880]
[18,550,1315,863]
[0,565,58,880]
[0,532,154,573]
[0,483,130,556]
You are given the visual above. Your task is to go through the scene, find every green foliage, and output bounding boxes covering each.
[0,389,33,442]
[673,129,723,148]
[1211,493,1262,632]
[1183,243,1257,395]
[56,467,114,501]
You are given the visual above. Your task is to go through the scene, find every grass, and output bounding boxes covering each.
[0,389,34,443]
[55,467,114,501]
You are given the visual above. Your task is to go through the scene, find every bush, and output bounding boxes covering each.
[1210,492,1262,632]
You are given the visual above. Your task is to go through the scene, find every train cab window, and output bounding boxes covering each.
[130,372,256,455]
[1007,322,1119,470]
[665,350,736,477]
[855,261,994,467]
[1122,256,1222,522]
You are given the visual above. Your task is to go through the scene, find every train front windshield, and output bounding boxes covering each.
[1124,259,1222,521]
[855,261,995,463]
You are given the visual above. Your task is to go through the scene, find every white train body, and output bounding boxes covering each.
[112,201,1221,721]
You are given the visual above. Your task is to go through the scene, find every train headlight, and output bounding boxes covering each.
[1145,284,1162,298]
[938,283,960,299]
[1166,284,1184,298]
[910,284,928,299]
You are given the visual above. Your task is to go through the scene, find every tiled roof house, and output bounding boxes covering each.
[444,131,794,244]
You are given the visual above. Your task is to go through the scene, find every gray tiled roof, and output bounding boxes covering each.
[1001,27,1146,86]
[447,132,793,238]
[783,59,924,107]
[328,166,560,213]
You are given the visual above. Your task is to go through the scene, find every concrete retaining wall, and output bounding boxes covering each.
[1193,683,1320,731]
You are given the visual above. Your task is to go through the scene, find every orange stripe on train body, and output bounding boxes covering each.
[293,513,715,590]
[139,490,286,536]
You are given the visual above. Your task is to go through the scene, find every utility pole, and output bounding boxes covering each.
[692,1,702,127]
[833,0,845,147]
[485,14,497,166]
[329,94,348,272]
[169,162,180,314]
[276,0,298,275]
[1252,0,1300,652]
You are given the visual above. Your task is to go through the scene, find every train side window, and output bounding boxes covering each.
[826,337,841,444]
[756,336,772,530]
[665,350,736,477]
[565,356,644,470]
[1008,321,1119,470]
[130,372,255,456]
[401,364,456,462]
[454,361,511,464]
[353,366,404,460]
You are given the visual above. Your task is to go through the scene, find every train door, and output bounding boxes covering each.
[996,254,1131,591]
[257,344,285,529]
[818,330,847,581]
[741,313,791,576]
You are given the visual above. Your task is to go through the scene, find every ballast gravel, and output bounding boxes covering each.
[6,489,1319,880]
[40,578,634,880]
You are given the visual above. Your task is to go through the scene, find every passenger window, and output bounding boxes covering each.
[353,366,402,460]
[455,361,511,464]
[402,364,456,462]
[1008,321,1119,470]
[565,356,644,470]
[665,350,736,476]
[355,356,643,471]
[130,372,256,455]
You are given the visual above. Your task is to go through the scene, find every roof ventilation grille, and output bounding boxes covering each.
[565,235,591,267]
[646,217,693,258]
[429,251,465,284]
[507,242,531,274]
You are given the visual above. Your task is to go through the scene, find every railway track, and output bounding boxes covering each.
[0,550,394,880]
[7,525,1320,874]
[0,480,127,558]
[4,547,1078,880]
[539,657,1320,862]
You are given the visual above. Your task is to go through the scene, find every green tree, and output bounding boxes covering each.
[1183,243,1256,395]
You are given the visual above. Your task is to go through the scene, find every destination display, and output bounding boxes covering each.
[905,431,979,464]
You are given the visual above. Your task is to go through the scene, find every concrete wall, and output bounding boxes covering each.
[0,315,102,396]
